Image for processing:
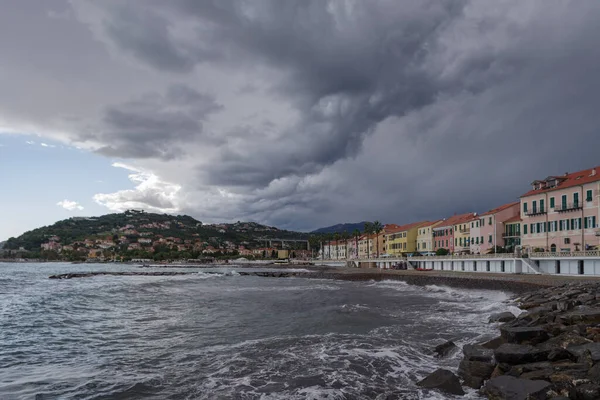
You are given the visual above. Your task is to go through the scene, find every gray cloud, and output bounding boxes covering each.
[2,0,600,232]
[91,84,223,159]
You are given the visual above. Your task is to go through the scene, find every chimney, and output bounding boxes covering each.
[565,172,569,176]
[591,168,597,177]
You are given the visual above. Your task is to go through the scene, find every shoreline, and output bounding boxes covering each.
[45,264,596,294]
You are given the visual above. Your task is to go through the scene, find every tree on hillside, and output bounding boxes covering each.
[364,222,373,259]
[372,221,383,258]
[308,235,320,259]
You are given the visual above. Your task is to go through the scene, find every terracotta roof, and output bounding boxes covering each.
[521,166,600,197]
[480,201,520,216]
[418,219,443,228]
[433,212,477,229]
[504,214,522,223]
[385,220,429,234]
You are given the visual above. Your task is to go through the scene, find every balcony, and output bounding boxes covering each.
[596,229,600,237]
[503,232,521,238]
[459,228,470,233]
[556,203,582,212]
[524,209,546,216]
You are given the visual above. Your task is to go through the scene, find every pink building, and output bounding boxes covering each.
[478,202,520,254]
[432,213,474,253]
[520,166,600,252]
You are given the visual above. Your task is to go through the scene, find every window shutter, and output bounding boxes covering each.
[524,225,528,234]
[578,218,582,229]
[585,217,589,229]
[593,216,597,228]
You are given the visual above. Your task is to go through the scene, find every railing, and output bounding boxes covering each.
[555,203,582,212]
[502,232,521,238]
[525,209,546,216]
[529,251,600,258]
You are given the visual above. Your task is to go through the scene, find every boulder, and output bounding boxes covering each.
[481,336,506,350]
[538,332,591,351]
[433,340,458,358]
[561,309,600,325]
[482,375,551,400]
[458,359,495,380]
[557,300,580,312]
[463,344,494,362]
[547,348,576,362]
[495,343,549,365]
[500,326,550,345]
[568,343,600,363]
[490,312,517,323]
[570,383,600,400]
[416,368,464,396]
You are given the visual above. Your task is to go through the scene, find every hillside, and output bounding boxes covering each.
[4,210,309,260]
[312,222,370,234]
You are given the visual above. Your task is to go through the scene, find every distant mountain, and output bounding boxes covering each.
[311,222,370,234]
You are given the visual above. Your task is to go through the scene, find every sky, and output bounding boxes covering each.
[1,0,600,240]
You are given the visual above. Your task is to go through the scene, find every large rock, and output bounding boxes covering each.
[463,344,494,362]
[567,343,600,363]
[560,309,600,325]
[495,343,549,365]
[570,383,600,400]
[490,312,517,323]
[500,326,550,345]
[481,336,505,350]
[458,359,494,377]
[539,332,592,351]
[433,340,457,358]
[416,368,464,396]
[482,375,551,400]
[588,362,600,384]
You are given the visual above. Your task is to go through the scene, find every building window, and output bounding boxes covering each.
[488,235,492,243]
[445,240,448,247]
[540,199,545,212]
[561,195,567,208]
[574,192,579,207]
[532,200,537,213]
[550,197,555,208]
[523,202,528,213]
[587,189,593,202]
[481,236,483,243]
[488,217,492,225]
[524,225,528,234]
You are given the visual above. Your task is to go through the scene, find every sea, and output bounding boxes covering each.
[0,262,521,400]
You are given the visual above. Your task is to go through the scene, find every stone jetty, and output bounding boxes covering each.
[48,271,307,279]
[423,281,600,399]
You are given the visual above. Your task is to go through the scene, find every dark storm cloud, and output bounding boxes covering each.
[67,1,600,229]
[87,0,465,180]
[91,84,223,159]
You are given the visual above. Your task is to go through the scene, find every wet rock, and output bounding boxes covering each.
[490,312,517,323]
[495,343,549,364]
[433,340,458,358]
[481,336,506,350]
[482,375,551,400]
[557,300,580,312]
[500,326,550,345]
[539,332,592,351]
[588,362,600,384]
[568,343,600,363]
[561,309,600,325]
[570,383,600,400]
[416,368,464,396]
[547,348,577,362]
[463,344,494,362]
[458,359,495,385]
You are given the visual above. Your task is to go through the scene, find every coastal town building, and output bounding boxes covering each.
[520,166,600,252]
[416,220,442,254]
[478,202,520,253]
[469,218,482,255]
[386,221,427,256]
[453,213,478,254]
[503,215,522,251]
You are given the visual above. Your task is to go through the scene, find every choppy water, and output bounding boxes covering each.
[0,262,519,399]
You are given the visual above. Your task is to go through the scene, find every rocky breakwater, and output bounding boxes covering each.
[419,282,600,399]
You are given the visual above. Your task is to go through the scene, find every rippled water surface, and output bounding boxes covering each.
[0,262,517,399]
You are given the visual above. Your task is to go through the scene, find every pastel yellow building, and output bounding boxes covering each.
[416,220,443,254]
[386,221,428,256]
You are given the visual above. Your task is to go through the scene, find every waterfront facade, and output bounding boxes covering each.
[432,220,454,253]
[416,220,442,254]
[479,202,520,253]
[520,167,600,252]
[503,215,522,251]
[386,221,427,256]
[452,213,478,254]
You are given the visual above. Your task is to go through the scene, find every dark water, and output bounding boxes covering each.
[0,263,519,399]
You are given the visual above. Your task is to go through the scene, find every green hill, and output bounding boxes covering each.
[5,210,308,253]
